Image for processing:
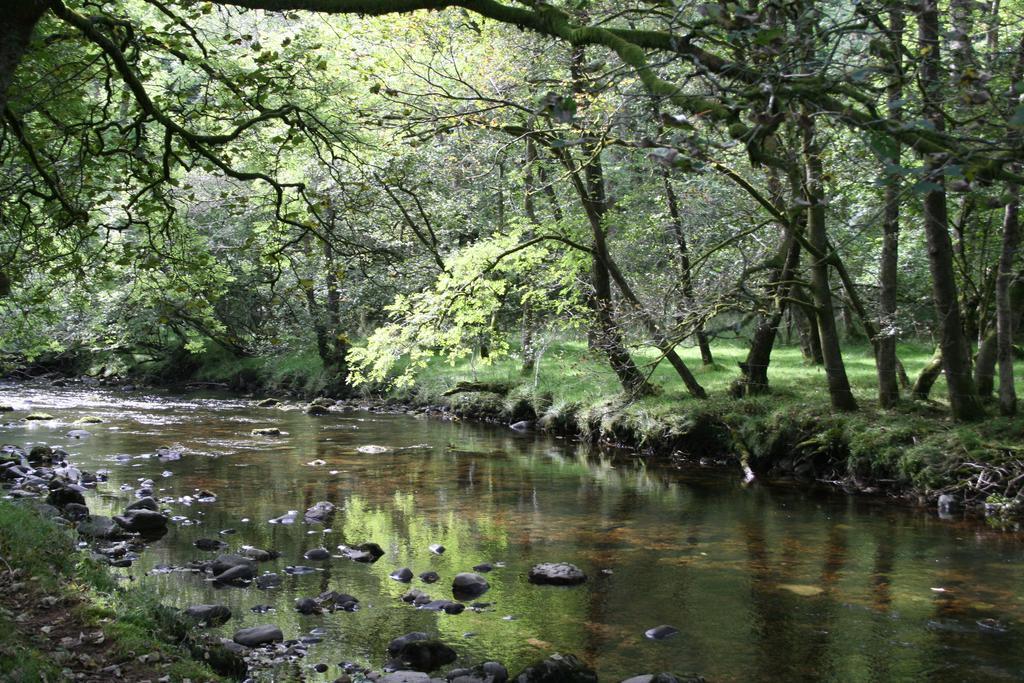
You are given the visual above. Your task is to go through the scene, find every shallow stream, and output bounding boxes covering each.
[2,383,1023,681]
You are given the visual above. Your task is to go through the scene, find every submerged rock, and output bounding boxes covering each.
[184,604,232,626]
[619,675,706,683]
[512,653,597,682]
[306,404,331,416]
[643,625,680,641]
[269,510,298,525]
[419,571,440,584]
[213,564,255,586]
[386,632,456,672]
[233,624,283,648]
[256,398,280,408]
[528,563,587,586]
[255,573,283,589]
[295,597,321,615]
[452,573,489,600]
[211,554,257,576]
[65,429,91,439]
[195,538,229,551]
[448,661,509,683]
[240,546,279,562]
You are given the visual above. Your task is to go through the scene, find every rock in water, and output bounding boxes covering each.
[184,604,232,626]
[24,413,54,421]
[126,497,159,512]
[195,538,229,551]
[303,501,336,524]
[211,554,257,576]
[213,564,255,586]
[511,653,597,683]
[256,398,280,407]
[452,573,490,600]
[619,675,706,683]
[419,571,440,584]
[295,597,321,614]
[338,542,384,563]
[448,661,509,683]
[304,547,331,561]
[386,632,456,672]
[113,509,168,533]
[390,567,414,582]
[233,624,283,647]
[644,625,680,640]
[77,516,125,540]
[251,427,281,436]
[528,563,587,586]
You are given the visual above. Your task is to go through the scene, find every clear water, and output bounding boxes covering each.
[2,383,1023,682]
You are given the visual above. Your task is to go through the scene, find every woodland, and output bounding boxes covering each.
[3,0,1024,492]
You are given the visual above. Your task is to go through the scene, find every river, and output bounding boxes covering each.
[2,382,1023,681]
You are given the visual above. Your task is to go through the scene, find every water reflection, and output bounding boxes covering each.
[1,383,1023,682]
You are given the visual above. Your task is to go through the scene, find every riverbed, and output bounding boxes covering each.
[2,382,1023,681]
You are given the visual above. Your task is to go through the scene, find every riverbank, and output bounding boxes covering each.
[0,500,228,681]
[10,339,1024,518]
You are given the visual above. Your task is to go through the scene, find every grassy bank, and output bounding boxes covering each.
[0,501,227,681]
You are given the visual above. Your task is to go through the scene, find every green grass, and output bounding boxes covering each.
[382,337,1024,499]
[0,501,226,682]
[401,338,949,407]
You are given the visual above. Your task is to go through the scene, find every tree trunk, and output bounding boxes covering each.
[917,0,986,421]
[0,2,45,114]
[800,111,857,411]
[997,195,1020,414]
[913,347,944,400]
[877,7,904,408]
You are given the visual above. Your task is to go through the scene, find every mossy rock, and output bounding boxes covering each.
[449,392,506,420]
[24,412,55,421]
[75,415,103,424]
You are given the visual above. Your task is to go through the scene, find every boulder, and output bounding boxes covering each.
[527,563,587,586]
[47,485,86,509]
[213,564,254,586]
[295,597,321,615]
[304,547,332,561]
[77,516,125,540]
[126,496,159,512]
[233,624,283,648]
[184,604,232,626]
[619,675,706,683]
[304,501,336,524]
[452,573,489,600]
[448,661,509,683]
[27,445,54,463]
[255,573,282,590]
[511,654,597,683]
[339,542,384,563]
[24,413,55,421]
[240,546,279,562]
[195,538,229,551]
[643,625,680,641]
[62,502,90,521]
[386,632,456,672]
[211,554,257,576]
[382,673,432,683]
[419,571,440,584]
[113,509,168,533]
[306,404,331,416]
[391,567,414,582]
